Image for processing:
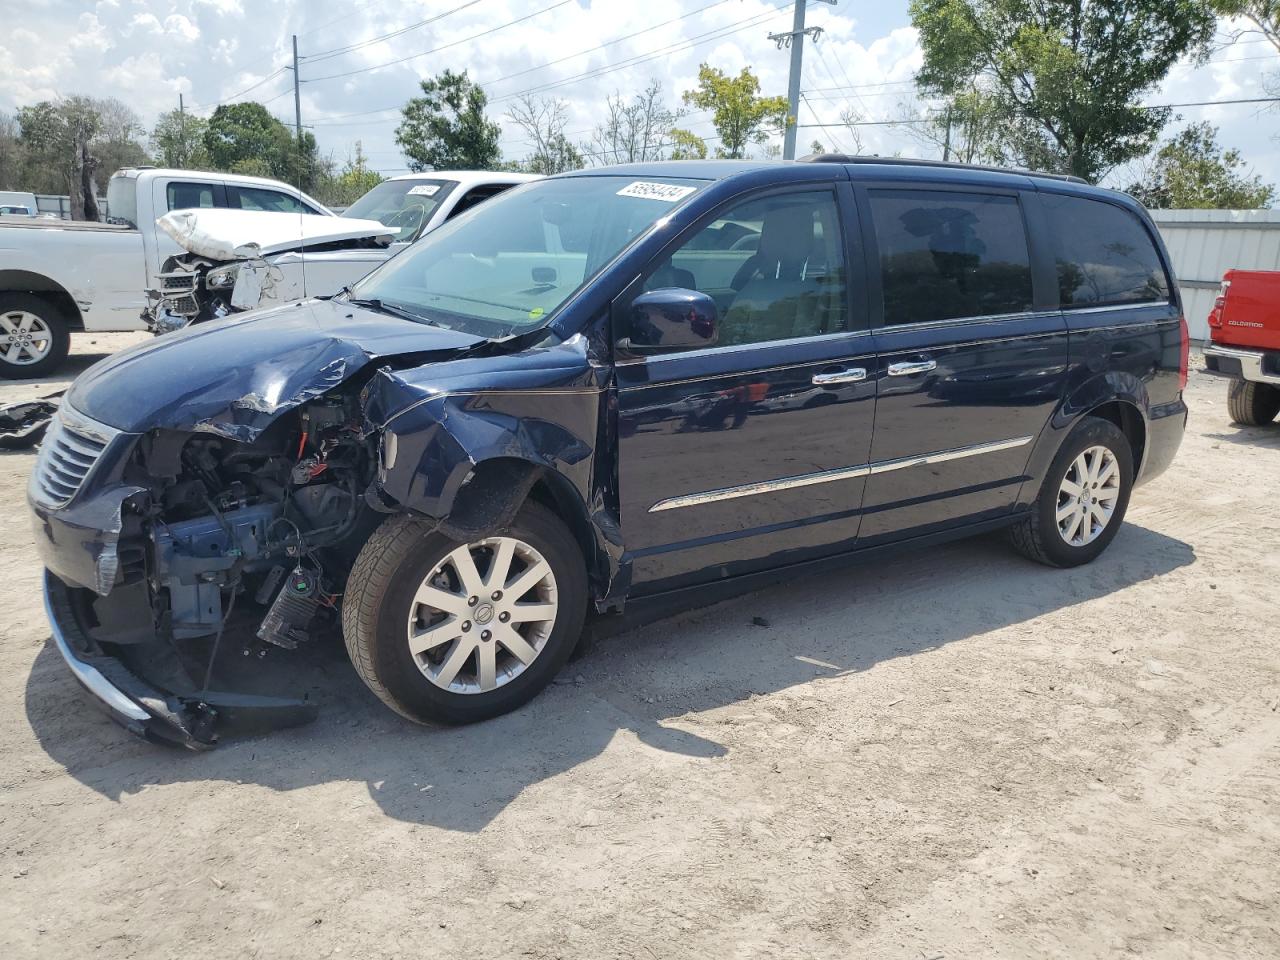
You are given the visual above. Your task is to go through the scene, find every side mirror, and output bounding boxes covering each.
[624,288,719,353]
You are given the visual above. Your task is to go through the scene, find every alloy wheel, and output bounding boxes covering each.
[1056,444,1121,547]
[0,311,53,366]
[406,537,559,694]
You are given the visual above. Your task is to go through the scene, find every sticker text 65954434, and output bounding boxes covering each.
[616,181,697,202]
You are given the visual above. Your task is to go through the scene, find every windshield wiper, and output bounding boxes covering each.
[345,291,444,328]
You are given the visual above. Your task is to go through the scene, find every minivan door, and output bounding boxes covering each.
[616,185,877,594]
[858,185,1068,544]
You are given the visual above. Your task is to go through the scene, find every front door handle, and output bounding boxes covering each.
[812,367,867,386]
[887,359,937,377]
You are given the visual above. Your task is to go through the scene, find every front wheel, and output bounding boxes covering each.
[1227,379,1280,426]
[1009,416,1134,568]
[0,293,71,379]
[341,502,587,725]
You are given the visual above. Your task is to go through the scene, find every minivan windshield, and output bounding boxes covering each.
[341,179,456,242]
[349,175,706,338]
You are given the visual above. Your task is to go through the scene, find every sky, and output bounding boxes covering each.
[1,0,1277,190]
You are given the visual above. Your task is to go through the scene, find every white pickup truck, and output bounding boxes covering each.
[147,170,540,332]
[0,167,330,378]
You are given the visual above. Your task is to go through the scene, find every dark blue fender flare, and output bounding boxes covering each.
[1015,371,1150,508]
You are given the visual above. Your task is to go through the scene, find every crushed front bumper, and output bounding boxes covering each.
[43,570,318,750]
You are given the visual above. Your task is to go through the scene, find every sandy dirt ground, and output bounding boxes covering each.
[0,334,1277,959]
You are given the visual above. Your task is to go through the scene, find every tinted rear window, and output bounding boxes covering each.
[1043,194,1171,308]
[868,189,1033,324]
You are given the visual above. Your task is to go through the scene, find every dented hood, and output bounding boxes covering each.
[67,299,482,440]
[157,208,394,260]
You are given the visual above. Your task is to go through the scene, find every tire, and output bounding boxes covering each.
[0,293,71,379]
[1009,416,1135,568]
[341,502,588,725]
[1227,379,1280,426]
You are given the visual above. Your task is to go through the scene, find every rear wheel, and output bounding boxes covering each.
[342,502,587,725]
[0,293,71,379]
[1227,379,1280,426]
[1010,416,1134,568]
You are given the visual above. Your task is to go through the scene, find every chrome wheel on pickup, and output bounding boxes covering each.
[1010,416,1134,568]
[0,293,70,379]
[342,502,587,725]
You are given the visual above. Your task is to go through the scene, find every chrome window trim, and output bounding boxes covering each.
[876,310,1059,334]
[648,435,1034,512]
[617,328,873,370]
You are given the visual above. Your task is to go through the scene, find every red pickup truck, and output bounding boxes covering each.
[1203,270,1280,425]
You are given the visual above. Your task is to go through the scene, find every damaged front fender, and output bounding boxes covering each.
[362,334,627,604]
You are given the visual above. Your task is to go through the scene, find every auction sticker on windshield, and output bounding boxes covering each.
[408,185,440,197]
[616,181,698,202]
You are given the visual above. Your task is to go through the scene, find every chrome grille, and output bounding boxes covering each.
[33,410,117,507]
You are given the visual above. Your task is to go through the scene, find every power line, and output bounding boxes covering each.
[302,0,485,64]
[482,0,740,89]
[795,95,1280,128]
[303,3,791,125]
[302,0,576,83]
[486,3,793,105]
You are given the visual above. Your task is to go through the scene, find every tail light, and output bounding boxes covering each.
[1207,279,1229,331]
[1178,314,1190,391]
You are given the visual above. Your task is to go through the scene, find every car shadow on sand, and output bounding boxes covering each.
[25,523,1194,831]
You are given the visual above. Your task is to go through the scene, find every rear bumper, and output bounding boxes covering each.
[42,570,318,750]
[1203,344,1280,385]
[1136,398,1187,488]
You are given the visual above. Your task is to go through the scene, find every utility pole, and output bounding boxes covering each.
[292,34,303,147]
[771,0,837,160]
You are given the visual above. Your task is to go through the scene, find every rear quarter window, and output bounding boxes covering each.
[1042,194,1171,308]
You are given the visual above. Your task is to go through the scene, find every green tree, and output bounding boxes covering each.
[674,65,788,160]
[203,102,321,189]
[909,0,1216,181]
[151,108,209,168]
[315,142,384,207]
[1211,0,1279,49]
[396,69,501,172]
[668,127,709,160]
[1126,122,1275,208]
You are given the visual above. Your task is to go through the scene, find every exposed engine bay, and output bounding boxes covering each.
[70,386,382,746]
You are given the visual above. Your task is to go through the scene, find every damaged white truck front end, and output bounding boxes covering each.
[145,209,396,333]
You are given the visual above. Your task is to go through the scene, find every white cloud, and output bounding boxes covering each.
[164,14,200,42]
[0,0,1271,193]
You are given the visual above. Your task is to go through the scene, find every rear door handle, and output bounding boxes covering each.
[887,360,937,377]
[812,366,867,385]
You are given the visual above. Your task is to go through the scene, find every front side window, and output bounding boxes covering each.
[1043,194,1171,308]
[350,176,707,338]
[342,179,456,242]
[637,190,849,348]
[233,186,308,214]
[166,181,216,212]
[869,189,1033,325]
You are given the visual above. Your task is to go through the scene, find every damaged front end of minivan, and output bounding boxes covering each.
[32,303,611,750]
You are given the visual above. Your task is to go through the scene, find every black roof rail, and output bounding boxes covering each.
[798,153,1089,185]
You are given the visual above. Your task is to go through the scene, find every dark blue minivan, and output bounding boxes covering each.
[30,158,1188,747]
